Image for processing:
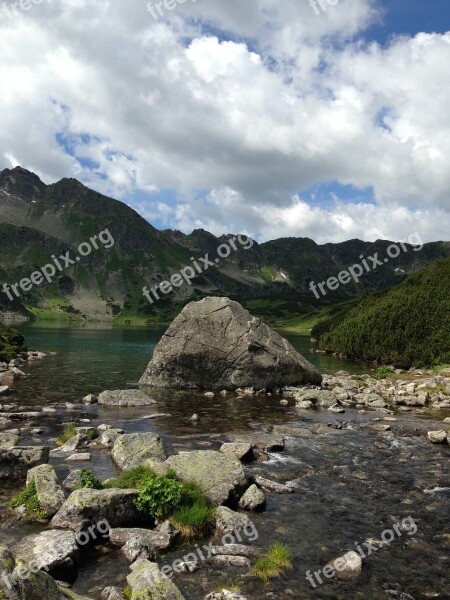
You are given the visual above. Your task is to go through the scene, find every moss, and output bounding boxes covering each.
[10,481,49,521]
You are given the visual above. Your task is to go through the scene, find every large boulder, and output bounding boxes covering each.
[139,297,322,390]
[0,446,49,480]
[51,488,141,533]
[164,450,247,505]
[111,433,166,470]
[13,530,79,577]
[126,559,185,600]
[26,464,65,516]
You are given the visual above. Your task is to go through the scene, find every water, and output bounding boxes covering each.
[1,324,448,600]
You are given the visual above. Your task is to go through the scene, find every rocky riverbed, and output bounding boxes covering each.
[0,352,449,599]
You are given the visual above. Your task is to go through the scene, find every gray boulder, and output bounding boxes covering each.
[126,559,185,600]
[164,450,247,505]
[215,507,252,534]
[98,390,156,407]
[0,431,19,448]
[111,432,166,470]
[51,488,141,533]
[13,530,79,576]
[27,464,65,516]
[238,484,266,511]
[109,523,179,551]
[139,297,322,390]
[0,446,49,480]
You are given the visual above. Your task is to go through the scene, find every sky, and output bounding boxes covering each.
[0,0,449,244]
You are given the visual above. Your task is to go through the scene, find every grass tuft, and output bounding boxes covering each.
[56,423,77,446]
[103,466,156,489]
[10,481,49,521]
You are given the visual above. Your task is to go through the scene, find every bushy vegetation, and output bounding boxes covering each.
[75,468,103,490]
[252,543,293,582]
[105,466,215,537]
[0,322,25,362]
[319,259,450,369]
[10,481,49,521]
[373,365,394,380]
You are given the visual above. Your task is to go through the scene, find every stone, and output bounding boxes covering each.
[51,488,141,533]
[210,555,251,569]
[254,475,294,494]
[82,394,98,405]
[271,425,313,437]
[63,470,82,492]
[325,550,362,580]
[139,297,322,390]
[122,537,156,563]
[66,453,91,462]
[101,588,123,600]
[209,544,260,558]
[443,417,450,424]
[289,389,336,407]
[26,464,65,516]
[0,446,49,480]
[328,404,345,413]
[111,432,166,470]
[296,400,314,409]
[98,389,156,407]
[13,530,79,576]
[164,450,247,505]
[95,428,123,448]
[219,442,253,460]
[109,523,179,551]
[238,484,266,511]
[215,506,252,534]
[427,430,448,444]
[51,434,89,455]
[0,385,9,396]
[0,431,19,448]
[228,433,284,452]
[205,591,248,600]
[126,559,185,600]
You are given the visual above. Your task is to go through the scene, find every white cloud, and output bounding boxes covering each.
[0,0,448,243]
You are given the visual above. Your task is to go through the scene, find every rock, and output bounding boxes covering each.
[174,561,199,574]
[254,475,294,494]
[238,484,266,511]
[325,550,362,580]
[109,522,179,550]
[205,591,248,600]
[0,545,92,600]
[369,424,391,432]
[190,414,199,422]
[209,544,260,558]
[271,425,313,437]
[228,433,284,452]
[328,403,345,413]
[427,430,448,444]
[98,389,156,407]
[164,450,247,505]
[26,464,65,516]
[443,417,450,424]
[101,588,123,600]
[95,428,123,448]
[111,432,166,470]
[139,297,322,390]
[122,537,156,563]
[0,431,19,448]
[82,394,98,405]
[289,389,336,407]
[0,385,9,396]
[210,555,251,569]
[63,470,82,492]
[215,507,252,534]
[51,435,89,455]
[126,559,185,599]
[66,453,91,462]
[296,400,314,409]
[219,442,253,460]
[51,488,141,533]
[14,530,79,576]
[0,446,49,480]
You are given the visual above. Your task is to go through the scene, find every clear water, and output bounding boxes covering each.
[1,324,448,600]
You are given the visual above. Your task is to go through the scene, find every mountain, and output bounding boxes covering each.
[0,166,449,325]
[316,258,450,368]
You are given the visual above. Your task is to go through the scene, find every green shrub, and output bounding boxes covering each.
[10,481,49,521]
[75,468,103,490]
[0,322,25,362]
[134,472,185,520]
[373,365,394,380]
[57,423,77,446]
[104,466,156,490]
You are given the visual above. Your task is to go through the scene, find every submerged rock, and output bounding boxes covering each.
[325,550,363,580]
[98,389,156,407]
[164,450,247,505]
[111,432,166,470]
[205,591,248,600]
[0,446,49,480]
[139,297,322,390]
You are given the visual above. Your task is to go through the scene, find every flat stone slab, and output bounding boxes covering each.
[98,390,156,407]
[13,530,79,575]
[0,446,49,480]
[0,431,19,448]
[111,432,166,470]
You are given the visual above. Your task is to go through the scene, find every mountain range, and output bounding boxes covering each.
[1,166,449,327]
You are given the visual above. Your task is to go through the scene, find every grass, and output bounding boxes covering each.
[10,481,49,521]
[103,466,156,489]
[56,423,77,446]
[373,365,395,380]
[171,503,216,538]
[252,543,293,582]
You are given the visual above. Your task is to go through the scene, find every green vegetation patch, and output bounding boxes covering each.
[0,322,25,362]
[10,481,49,521]
[75,468,103,490]
[57,423,77,446]
[252,543,293,582]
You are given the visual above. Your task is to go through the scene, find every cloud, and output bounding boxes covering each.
[0,0,448,243]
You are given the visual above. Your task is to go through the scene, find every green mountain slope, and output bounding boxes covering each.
[317,258,450,368]
[1,166,449,325]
